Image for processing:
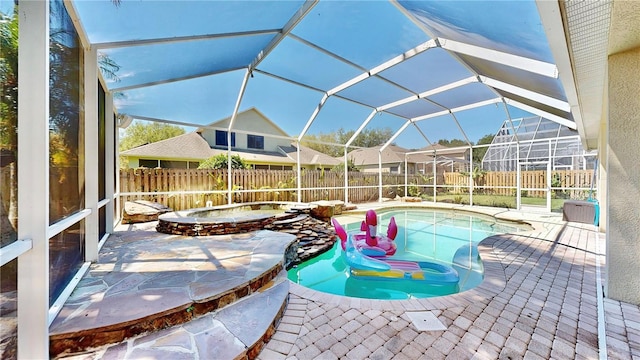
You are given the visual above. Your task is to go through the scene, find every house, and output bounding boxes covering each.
[345,145,409,174]
[406,144,469,174]
[121,108,340,170]
[346,144,468,174]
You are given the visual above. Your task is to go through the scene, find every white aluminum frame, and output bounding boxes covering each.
[85,46,99,262]
[17,2,50,358]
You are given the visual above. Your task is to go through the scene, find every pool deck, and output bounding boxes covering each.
[54,202,640,359]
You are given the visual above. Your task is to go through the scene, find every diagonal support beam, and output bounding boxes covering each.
[297,93,329,141]
[411,122,433,146]
[505,98,577,129]
[411,98,502,122]
[376,76,476,112]
[345,110,378,147]
[93,29,280,49]
[480,76,570,112]
[418,76,478,98]
[438,37,559,78]
[327,39,437,96]
[381,120,412,152]
[109,67,245,92]
[249,0,318,71]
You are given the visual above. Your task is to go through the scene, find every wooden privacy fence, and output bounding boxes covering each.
[119,169,433,211]
[444,170,594,197]
[120,168,594,211]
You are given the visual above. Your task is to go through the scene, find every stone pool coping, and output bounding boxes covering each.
[156,201,313,236]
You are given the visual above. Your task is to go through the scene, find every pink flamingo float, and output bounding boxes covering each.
[333,209,397,257]
[332,210,459,284]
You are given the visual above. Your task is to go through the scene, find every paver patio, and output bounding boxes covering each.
[54,204,640,359]
[261,212,640,360]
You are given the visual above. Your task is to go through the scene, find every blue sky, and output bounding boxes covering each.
[9,0,553,148]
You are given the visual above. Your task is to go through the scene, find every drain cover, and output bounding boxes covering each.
[405,311,447,331]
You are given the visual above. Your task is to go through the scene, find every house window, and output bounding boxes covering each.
[139,159,159,168]
[160,160,187,169]
[247,134,264,150]
[215,130,235,147]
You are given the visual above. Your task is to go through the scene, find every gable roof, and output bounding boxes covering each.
[120,131,342,167]
[279,144,341,166]
[404,144,469,163]
[202,107,290,138]
[346,146,404,167]
[120,132,214,160]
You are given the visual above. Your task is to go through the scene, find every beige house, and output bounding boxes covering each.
[121,108,340,170]
[346,145,410,174]
[346,144,468,174]
[407,144,470,174]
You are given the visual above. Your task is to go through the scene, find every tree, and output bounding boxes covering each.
[472,133,494,164]
[302,127,395,157]
[0,6,18,153]
[198,154,249,170]
[331,158,360,172]
[119,121,186,152]
[437,138,468,148]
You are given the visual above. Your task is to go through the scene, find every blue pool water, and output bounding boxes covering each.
[287,209,529,300]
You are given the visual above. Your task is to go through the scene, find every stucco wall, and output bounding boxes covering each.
[606,47,640,305]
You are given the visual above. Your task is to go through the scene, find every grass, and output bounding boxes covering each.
[419,193,566,212]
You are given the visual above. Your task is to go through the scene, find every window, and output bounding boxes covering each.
[98,83,106,201]
[49,0,84,223]
[139,159,159,168]
[160,160,187,169]
[48,0,87,309]
[247,134,264,150]
[215,130,235,147]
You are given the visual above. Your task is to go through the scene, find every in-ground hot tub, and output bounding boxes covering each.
[156,202,312,236]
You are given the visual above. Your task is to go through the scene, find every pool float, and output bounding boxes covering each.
[332,210,397,257]
[332,215,459,285]
[341,231,459,284]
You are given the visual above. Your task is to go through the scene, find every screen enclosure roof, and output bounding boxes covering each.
[70,0,579,150]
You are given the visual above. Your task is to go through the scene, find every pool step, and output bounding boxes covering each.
[77,271,290,360]
[49,230,296,358]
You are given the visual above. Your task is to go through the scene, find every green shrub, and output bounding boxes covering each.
[198,154,249,170]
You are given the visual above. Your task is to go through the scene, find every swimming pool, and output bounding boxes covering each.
[287,209,529,299]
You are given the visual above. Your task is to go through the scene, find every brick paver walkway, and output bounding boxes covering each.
[263,222,640,359]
